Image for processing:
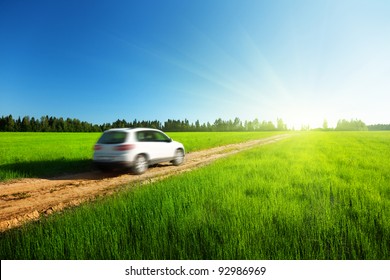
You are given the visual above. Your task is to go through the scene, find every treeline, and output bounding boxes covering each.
[334,119,390,131]
[0,115,288,132]
[163,117,287,132]
[367,124,390,131]
[0,115,101,132]
[335,119,368,131]
[1,115,389,132]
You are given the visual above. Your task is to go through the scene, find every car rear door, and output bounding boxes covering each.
[135,130,174,161]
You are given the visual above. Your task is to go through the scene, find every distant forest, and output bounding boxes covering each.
[0,115,389,132]
[0,115,286,132]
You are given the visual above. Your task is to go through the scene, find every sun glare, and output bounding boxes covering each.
[282,107,327,130]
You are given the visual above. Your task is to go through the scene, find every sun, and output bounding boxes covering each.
[281,107,327,130]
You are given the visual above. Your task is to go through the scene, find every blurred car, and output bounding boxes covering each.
[93,128,185,174]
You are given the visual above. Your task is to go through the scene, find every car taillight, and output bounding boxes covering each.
[94,144,102,151]
[114,144,135,151]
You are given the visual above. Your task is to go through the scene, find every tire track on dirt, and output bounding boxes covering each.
[0,134,290,232]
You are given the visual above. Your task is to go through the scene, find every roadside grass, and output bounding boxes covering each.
[0,132,389,259]
[168,131,283,152]
[0,133,100,180]
[0,131,280,181]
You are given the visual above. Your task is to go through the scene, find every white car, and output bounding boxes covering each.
[93,128,185,174]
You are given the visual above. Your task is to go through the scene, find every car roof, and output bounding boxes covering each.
[104,127,162,133]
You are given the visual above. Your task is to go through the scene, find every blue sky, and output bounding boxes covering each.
[1,0,389,129]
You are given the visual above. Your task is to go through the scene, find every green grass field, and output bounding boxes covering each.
[0,131,280,181]
[1,131,389,259]
[0,132,100,180]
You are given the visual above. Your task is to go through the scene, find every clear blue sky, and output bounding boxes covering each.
[1,0,389,129]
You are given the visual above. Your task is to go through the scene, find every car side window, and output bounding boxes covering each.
[153,131,170,142]
[136,131,170,142]
[136,131,148,142]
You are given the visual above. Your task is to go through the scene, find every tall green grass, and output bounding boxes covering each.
[0,133,100,180]
[168,131,283,152]
[0,132,389,259]
[0,131,279,180]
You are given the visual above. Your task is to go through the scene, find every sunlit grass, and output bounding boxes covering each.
[1,132,389,259]
[168,131,283,152]
[0,133,100,180]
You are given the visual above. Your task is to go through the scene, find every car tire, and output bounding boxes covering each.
[172,149,185,166]
[132,154,148,174]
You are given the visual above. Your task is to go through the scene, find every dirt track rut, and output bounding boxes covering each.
[0,134,290,232]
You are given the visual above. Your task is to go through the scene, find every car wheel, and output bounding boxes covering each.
[172,149,184,166]
[133,154,148,174]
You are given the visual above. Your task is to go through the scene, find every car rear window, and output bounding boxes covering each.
[98,131,128,144]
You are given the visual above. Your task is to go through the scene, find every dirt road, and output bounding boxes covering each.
[0,134,290,232]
